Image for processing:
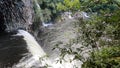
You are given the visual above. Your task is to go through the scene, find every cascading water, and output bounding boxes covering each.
[42,22,53,27]
[13,30,51,68]
[0,0,83,67]
[0,28,83,68]
[13,30,82,68]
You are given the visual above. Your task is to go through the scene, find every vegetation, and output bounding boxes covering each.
[33,0,63,23]
[33,0,80,22]
[75,0,120,68]
[50,0,120,68]
[82,46,120,68]
[76,0,120,49]
[57,0,81,11]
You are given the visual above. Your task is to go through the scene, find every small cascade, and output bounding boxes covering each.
[81,12,90,19]
[42,22,53,27]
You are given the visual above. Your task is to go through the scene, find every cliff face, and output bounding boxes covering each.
[0,0,34,32]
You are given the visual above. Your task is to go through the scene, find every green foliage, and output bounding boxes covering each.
[53,40,84,63]
[57,0,81,11]
[33,0,63,23]
[57,2,67,11]
[73,0,120,68]
[80,0,119,12]
[82,46,120,68]
[74,0,120,47]
[32,0,43,32]
[37,0,62,22]
[64,0,80,10]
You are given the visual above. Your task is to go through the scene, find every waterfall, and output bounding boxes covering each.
[16,30,46,59]
[14,30,83,68]
[13,30,51,68]
[0,29,83,68]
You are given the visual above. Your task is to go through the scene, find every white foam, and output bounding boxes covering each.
[14,30,82,68]
[15,30,51,67]
[42,22,53,27]
[82,12,90,18]
[52,55,82,68]
[16,30,46,59]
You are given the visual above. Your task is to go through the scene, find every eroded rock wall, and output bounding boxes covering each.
[0,0,34,32]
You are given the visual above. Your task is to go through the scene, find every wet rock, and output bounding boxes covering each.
[0,0,34,32]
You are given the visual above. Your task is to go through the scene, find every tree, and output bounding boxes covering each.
[34,0,63,23]
[57,0,81,11]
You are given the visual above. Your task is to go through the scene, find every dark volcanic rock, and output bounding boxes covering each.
[0,0,34,32]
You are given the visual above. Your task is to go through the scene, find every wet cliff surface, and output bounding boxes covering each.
[0,0,36,67]
[0,0,33,33]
